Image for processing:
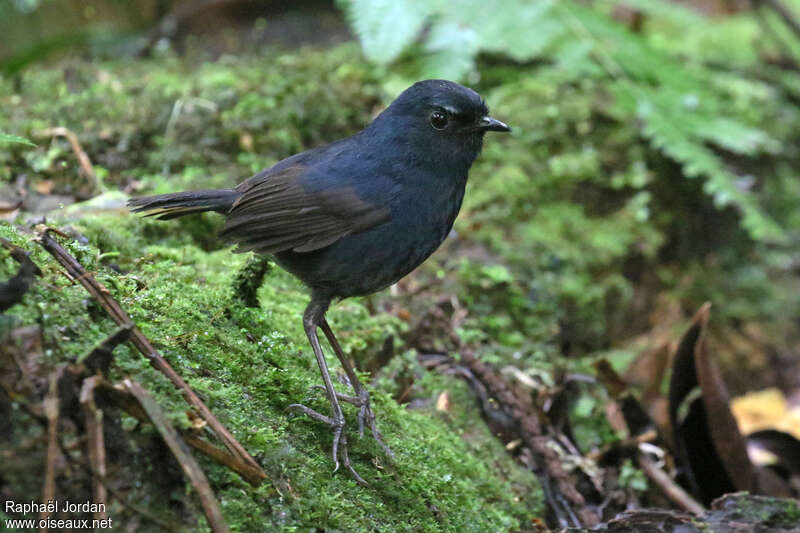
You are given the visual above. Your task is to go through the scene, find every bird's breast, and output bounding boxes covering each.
[275,171,468,299]
[361,174,467,284]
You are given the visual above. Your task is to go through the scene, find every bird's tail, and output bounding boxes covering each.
[127,189,240,220]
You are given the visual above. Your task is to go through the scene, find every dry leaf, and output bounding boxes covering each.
[35,179,55,194]
[668,303,793,502]
[436,391,450,412]
[186,409,208,431]
[731,388,800,440]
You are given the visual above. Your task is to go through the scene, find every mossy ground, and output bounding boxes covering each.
[0,215,543,532]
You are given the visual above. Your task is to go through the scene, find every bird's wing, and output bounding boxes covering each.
[220,165,390,254]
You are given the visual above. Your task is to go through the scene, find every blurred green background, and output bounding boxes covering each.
[4,0,800,379]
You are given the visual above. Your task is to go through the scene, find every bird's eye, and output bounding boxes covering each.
[430,111,448,130]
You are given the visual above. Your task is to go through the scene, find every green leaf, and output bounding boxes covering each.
[697,118,776,156]
[451,0,562,61]
[338,0,436,64]
[0,131,35,147]
[418,22,477,80]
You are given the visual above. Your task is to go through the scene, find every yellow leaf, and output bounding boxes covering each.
[730,388,800,440]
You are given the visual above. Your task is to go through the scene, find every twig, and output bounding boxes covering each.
[92,377,267,486]
[35,227,267,485]
[35,127,97,193]
[124,379,230,533]
[54,400,185,531]
[80,376,108,521]
[84,324,133,375]
[586,429,658,462]
[460,349,598,527]
[413,302,598,527]
[40,366,64,532]
[638,453,705,516]
[180,433,268,487]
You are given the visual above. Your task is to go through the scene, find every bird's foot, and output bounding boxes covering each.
[286,403,367,486]
[309,385,395,460]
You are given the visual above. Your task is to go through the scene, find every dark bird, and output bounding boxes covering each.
[128,79,510,484]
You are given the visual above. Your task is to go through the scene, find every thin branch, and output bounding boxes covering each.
[35,227,267,485]
[459,348,598,527]
[638,453,705,516]
[35,127,97,193]
[181,433,269,487]
[414,301,598,528]
[40,366,64,532]
[84,324,133,375]
[124,379,230,533]
[80,376,108,521]
[93,376,267,486]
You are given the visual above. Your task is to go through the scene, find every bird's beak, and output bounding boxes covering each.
[477,116,511,132]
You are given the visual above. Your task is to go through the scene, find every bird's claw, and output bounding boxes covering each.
[305,385,394,458]
[286,402,368,486]
[351,389,394,459]
[287,403,335,425]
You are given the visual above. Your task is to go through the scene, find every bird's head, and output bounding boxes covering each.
[369,80,511,170]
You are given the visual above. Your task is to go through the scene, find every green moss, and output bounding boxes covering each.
[727,493,800,528]
[1,215,542,531]
[0,45,382,193]
[697,493,800,531]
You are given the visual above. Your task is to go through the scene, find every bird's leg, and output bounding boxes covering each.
[287,299,366,485]
[321,318,394,459]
